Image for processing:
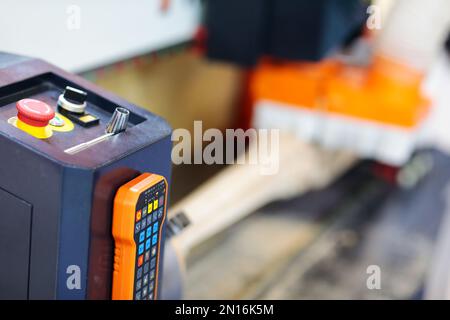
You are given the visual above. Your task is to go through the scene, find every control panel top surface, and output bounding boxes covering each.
[0,71,171,169]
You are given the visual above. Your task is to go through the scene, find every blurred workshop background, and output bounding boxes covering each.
[3,0,450,299]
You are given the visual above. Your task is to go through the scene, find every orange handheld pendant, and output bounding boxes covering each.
[112,173,168,300]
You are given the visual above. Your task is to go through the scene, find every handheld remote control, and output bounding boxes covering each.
[112,173,167,300]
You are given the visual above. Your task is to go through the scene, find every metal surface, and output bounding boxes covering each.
[65,107,130,154]
[106,107,129,134]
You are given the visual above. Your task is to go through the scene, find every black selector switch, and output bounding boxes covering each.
[64,86,87,106]
[58,86,99,127]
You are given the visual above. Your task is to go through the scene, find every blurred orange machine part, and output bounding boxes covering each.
[250,55,431,165]
[251,55,430,129]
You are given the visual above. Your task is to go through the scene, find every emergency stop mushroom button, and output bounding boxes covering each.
[16,99,55,127]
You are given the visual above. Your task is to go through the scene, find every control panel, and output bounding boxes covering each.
[112,173,167,300]
[0,72,148,162]
[0,53,172,299]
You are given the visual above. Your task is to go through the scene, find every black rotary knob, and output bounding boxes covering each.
[58,86,87,113]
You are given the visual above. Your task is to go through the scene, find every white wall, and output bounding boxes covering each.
[0,0,201,72]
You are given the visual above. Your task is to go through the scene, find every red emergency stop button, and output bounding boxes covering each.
[16,99,55,127]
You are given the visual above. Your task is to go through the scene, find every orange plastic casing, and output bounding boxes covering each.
[250,55,430,129]
[111,173,168,300]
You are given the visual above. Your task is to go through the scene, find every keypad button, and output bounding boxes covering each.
[150,270,155,280]
[143,274,148,285]
[148,293,154,300]
[141,218,147,229]
[135,223,141,234]
[153,199,158,209]
[142,206,147,217]
[152,234,158,246]
[149,281,154,291]
[145,250,150,262]
[148,203,153,213]
[144,262,150,274]
[136,279,142,291]
[146,226,152,238]
[150,257,156,269]
[142,286,148,297]
[157,208,163,219]
[139,231,145,243]
[151,246,157,257]
[138,243,144,255]
[153,212,158,222]
[135,291,141,300]
[137,267,143,279]
[136,210,142,222]
[145,238,151,250]
[153,222,159,234]
[137,255,144,267]
[147,215,153,225]
[159,196,164,207]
